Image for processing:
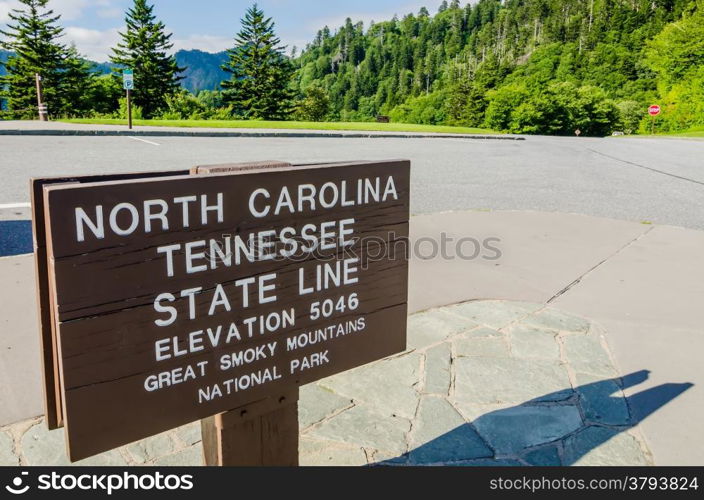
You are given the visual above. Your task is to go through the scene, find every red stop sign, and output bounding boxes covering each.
[648,105,661,116]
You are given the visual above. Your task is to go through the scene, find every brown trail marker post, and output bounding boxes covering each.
[35,73,48,122]
[32,159,410,465]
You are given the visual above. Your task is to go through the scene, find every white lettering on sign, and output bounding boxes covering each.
[172,195,197,227]
[248,176,398,218]
[219,341,278,371]
[285,317,366,351]
[153,309,295,360]
[152,274,281,327]
[298,259,359,295]
[109,203,140,236]
[144,199,169,232]
[90,170,408,404]
[74,193,224,242]
[144,361,208,392]
[154,219,357,278]
[197,366,283,403]
[290,351,330,374]
[75,206,105,242]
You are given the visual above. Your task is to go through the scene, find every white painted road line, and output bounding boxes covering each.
[0,202,31,209]
[127,136,161,146]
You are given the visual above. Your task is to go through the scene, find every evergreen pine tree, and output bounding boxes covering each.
[221,4,294,120]
[0,0,90,118]
[110,0,184,118]
[62,44,96,114]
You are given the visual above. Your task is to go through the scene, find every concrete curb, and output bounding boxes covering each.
[0,129,525,140]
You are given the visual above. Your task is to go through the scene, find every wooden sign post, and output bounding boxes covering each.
[31,159,410,465]
[35,73,48,122]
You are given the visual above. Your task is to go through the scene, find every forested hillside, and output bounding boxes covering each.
[3,0,701,134]
[174,49,228,93]
[294,0,702,134]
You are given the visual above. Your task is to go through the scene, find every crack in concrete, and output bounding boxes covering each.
[547,225,655,304]
[587,147,704,187]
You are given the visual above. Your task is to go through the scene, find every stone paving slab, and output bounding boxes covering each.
[423,344,452,395]
[407,396,492,464]
[0,430,17,466]
[551,224,704,465]
[0,300,656,466]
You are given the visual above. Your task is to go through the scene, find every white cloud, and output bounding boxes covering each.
[53,0,119,21]
[172,34,232,54]
[52,0,92,20]
[0,1,20,23]
[0,1,16,44]
[1,1,120,59]
[1,0,118,23]
[97,7,122,19]
[63,26,120,61]
[64,29,234,62]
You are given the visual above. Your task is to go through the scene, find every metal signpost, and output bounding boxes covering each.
[31,160,410,465]
[648,104,661,135]
[123,69,134,130]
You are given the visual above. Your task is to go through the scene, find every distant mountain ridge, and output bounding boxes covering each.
[1,48,229,93]
[175,49,229,93]
[87,60,112,74]
[87,49,230,93]
[0,49,10,76]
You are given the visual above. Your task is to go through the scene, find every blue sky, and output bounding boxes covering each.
[0,0,448,61]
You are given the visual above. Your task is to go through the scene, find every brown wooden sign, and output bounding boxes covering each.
[34,160,409,461]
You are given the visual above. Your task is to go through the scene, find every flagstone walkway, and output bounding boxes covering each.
[0,300,653,466]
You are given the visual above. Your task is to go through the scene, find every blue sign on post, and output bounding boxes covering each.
[123,69,134,90]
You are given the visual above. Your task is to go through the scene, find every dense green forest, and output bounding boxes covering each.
[293,0,703,134]
[1,0,703,135]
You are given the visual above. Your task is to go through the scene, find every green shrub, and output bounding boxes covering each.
[616,101,644,134]
[294,84,330,121]
[118,97,143,119]
[208,106,237,120]
[484,82,619,136]
[389,91,448,125]
[159,90,207,119]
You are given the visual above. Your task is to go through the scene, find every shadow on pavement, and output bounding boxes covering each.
[0,220,33,257]
[377,370,692,466]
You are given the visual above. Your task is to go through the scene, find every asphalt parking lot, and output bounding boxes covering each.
[1,134,703,229]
